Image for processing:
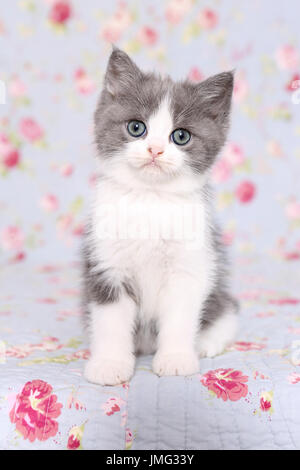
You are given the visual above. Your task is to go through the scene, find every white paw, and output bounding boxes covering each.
[152,351,199,377]
[84,357,134,386]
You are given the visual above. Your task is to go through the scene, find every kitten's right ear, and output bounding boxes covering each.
[104,47,143,96]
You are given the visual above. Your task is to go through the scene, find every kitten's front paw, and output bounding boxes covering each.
[84,357,134,386]
[152,351,199,377]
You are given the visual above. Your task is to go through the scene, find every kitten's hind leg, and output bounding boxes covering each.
[197,295,239,358]
[84,293,137,386]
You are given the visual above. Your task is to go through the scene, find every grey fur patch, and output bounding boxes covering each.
[170,72,233,173]
[80,229,139,326]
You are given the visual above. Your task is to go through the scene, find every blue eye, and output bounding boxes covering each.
[127,120,146,137]
[171,129,191,145]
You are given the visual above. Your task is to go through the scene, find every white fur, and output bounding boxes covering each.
[84,97,236,385]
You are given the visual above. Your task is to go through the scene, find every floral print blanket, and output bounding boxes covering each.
[1,253,300,450]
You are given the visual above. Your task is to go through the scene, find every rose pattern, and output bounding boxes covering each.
[9,380,62,442]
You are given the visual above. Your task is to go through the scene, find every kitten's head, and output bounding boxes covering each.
[94,48,233,187]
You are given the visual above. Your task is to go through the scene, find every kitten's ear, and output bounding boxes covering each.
[195,70,234,128]
[104,47,143,96]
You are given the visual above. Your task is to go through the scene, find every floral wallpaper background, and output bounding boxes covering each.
[1,0,300,265]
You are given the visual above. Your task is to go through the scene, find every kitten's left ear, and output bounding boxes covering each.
[104,47,143,96]
[195,70,234,128]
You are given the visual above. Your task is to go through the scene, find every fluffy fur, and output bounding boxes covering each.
[82,48,238,385]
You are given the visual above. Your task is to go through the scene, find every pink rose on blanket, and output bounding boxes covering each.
[188,67,204,83]
[138,26,158,46]
[9,380,62,442]
[288,373,300,384]
[200,368,248,401]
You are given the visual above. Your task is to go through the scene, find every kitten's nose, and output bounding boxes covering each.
[148,145,164,159]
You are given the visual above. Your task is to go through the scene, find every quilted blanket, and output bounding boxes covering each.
[1,252,300,450]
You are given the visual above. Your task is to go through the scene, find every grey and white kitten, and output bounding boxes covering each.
[82,48,238,386]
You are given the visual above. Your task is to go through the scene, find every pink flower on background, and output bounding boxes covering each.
[211,158,232,183]
[19,118,44,143]
[66,390,86,411]
[2,149,20,168]
[233,73,249,103]
[223,143,245,167]
[67,422,86,450]
[188,67,204,83]
[276,45,299,70]
[125,427,134,449]
[8,77,27,98]
[67,433,80,450]
[197,8,218,29]
[222,230,235,246]
[260,397,271,411]
[40,194,59,212]
[165,0,193,24]
[288,373,300,384]
[0,226,24,251]
[9,380,62,442]
[285,200,300,219]
[101,397,125,416]
[235,181,256,203]
[49,1,72,25]
[101,3,132,42]
[285,73,300,92]
[74,68,95,95]
[200,368,248,401]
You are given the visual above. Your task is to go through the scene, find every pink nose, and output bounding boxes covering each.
[148,145,164,158]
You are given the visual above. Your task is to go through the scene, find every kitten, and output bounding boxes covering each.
[82,48,238,386]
